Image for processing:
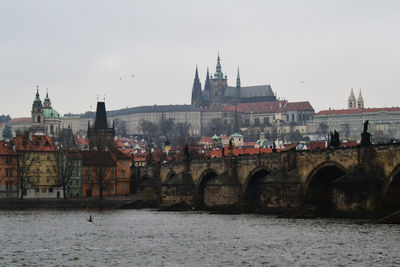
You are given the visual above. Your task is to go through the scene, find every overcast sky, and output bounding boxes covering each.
[1,0,400,118]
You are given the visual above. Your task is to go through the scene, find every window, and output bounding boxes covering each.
[46,178,50,183]
[36,155,40,160]
[36,188,40,192]
[37,167,40,172]
[121,170,126,178]
[47,155,50,160]
[112,186,115,193]
[49,187,53,192]
[36,177,40,183]
[121,161,125,167]
[5,169,9,177]
[122,184,125,190]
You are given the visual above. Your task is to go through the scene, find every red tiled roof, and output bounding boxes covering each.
[317,107,400,116]
[14,135,56,152]
[286,101,314,111]
[111,147,132,160]
[223,101,288,114]
[243,142,257,147]
[0,141,17,155]
[76,137,89,146]
[199,137,212,143]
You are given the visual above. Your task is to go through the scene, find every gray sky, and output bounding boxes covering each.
[1,0,400,118]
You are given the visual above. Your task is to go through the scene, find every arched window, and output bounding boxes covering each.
[50,125,54,134]
[37,116,41,123]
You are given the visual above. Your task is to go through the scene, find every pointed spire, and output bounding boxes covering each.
[33,85,42,109]
[236,67,241,88]
[46,88,48,98]
[204,67,211,91]
[214,52,224,79]
[191,65,202,106]
[348,88,356,101]
[195,65,200,81]
[358,89,363,100]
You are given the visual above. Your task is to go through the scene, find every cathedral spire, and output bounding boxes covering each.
[214,52,224,79]
[204,67,211,91]
[236,67,241,88]
[191,65,202,107]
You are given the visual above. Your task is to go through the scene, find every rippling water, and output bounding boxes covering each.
[0,209,399,266]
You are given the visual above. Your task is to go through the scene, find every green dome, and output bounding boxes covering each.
[43,108,60,118]
[212,134,219,141]
[230,133,243,138]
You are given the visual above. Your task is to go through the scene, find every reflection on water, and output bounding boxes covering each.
[0,210,399,266]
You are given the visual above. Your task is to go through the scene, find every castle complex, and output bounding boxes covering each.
[191,54,276,108]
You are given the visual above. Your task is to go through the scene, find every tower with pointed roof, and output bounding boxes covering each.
[31,86,45,132]
[236,67,241,99]
[204,67,211,92]
[357,90,364,109]
[209,53,228,107]
[348,88,356,109]
[87,101,115,150]
[191,66,202,107]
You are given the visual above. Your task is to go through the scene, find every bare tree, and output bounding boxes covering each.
[14,133,39,200]
[341,123,350,141]
[2,125,13,140]
[317,122,329,141]
[114,118,128,137]
[58,147,77,199]
[139,119,157,144]
[172,122,191,147]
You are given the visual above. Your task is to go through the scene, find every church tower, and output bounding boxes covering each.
[204,67,211,92]
[209,53,228,107]
[348,88,356,109]
[87,101,115,150]
[357,90,364,109]
[236,67,241,99]
[191,66,202,107]
[31,86,45,132]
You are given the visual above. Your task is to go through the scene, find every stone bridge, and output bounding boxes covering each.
[136,144,400,215]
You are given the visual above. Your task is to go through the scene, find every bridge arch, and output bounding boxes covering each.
[194,169,219,209]
[303,161,348,213]
[137,174,160,203]
[164,170,176,182]
[241,166,270,210]
[382,164,400,209]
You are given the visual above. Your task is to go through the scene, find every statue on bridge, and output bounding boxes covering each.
[330,130,340,148]
[361,120,372,146]
[184,145,190,161]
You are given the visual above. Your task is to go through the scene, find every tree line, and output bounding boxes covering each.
[138,114,193,148]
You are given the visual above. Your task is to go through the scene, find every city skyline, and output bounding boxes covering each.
[1,0,400,117]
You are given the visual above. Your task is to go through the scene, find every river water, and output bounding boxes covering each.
[0,210,399,266]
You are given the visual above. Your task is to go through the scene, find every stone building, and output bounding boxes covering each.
[191,54,276,108]
[307,89,400,141]
[0,141,18,198]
